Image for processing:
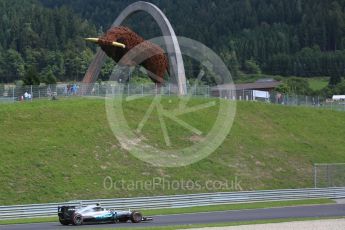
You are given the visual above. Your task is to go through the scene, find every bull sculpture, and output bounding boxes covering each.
[85,26,169,85]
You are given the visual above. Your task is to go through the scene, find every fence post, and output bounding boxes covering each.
[142,84,144,96]
[286,95,289,105]
[30,85,33,101]
[12,87,15,102]
[314,164,317,188]
[327,164,330,187]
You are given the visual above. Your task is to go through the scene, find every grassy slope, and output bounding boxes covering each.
[307,77,329,90]
[0,98,345,205]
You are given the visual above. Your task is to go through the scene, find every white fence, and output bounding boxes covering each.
[1,83,345,112]
[0,187,345,220]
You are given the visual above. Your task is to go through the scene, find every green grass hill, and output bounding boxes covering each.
[0,97,344,205]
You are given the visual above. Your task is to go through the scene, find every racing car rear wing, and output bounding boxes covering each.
[58,206,76,219]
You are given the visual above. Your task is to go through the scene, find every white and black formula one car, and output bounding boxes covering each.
[58,204,152,226]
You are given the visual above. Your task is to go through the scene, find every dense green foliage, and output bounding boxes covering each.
[0,0,97,83]
[0,98,344,204]
[1,0,345,91]
[40,0,345,79]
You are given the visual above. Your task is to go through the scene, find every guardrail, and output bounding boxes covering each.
[1,187,345,220]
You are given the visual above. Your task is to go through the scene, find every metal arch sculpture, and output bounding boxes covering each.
[82,1,187,95]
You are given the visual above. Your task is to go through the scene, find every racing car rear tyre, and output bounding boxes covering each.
[72,213,83,225]
[59,217,69,225]
[130,211,142,223]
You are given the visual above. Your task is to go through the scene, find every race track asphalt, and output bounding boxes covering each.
[1,204,345,230]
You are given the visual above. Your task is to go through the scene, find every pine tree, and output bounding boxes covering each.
[23,65,40,86]
[329,69,342,87]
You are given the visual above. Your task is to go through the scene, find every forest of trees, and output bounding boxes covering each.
[0,0,98,84]
[1,0,345,95]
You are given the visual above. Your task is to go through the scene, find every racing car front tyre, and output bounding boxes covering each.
[59,217,69,226]
[130,211,142,223]
[72,213,83,226]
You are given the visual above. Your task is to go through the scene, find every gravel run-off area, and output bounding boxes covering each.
[184,218,345,230]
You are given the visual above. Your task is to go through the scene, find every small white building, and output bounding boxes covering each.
[253,90,270,101]
[332,95,345,101]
